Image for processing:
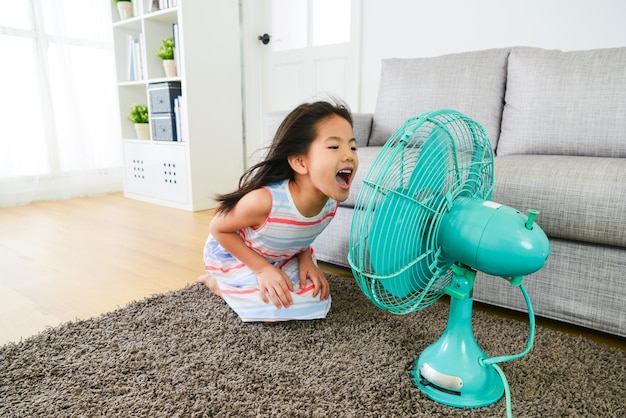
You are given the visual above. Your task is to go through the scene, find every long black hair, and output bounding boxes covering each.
[215,99,353,215]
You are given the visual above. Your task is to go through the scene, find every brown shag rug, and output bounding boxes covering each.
[1,275,624,417]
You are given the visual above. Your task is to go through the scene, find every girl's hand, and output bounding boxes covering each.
[256,264,294,308]
[298,252,330,300]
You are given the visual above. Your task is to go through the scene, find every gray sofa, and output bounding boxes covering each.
[266,46,626,338]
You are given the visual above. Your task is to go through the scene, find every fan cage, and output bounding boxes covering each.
[349,110,494,314]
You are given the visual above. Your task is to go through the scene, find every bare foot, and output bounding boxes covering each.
[197,273,222,297]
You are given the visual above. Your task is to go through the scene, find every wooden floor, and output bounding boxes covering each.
[0,193,215,345]
[1,194,623,350]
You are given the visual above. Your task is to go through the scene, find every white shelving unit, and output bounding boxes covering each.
[110,0,244,211]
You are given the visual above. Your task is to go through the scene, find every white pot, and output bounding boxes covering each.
[134,123,150,140]
[162,59,177,77]
[117,2,133,20]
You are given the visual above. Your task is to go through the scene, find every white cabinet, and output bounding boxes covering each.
[123,141,188,204]
[111,0,244,211]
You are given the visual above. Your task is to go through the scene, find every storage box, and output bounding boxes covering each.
[148,81,181,114]
[151,113,177,141]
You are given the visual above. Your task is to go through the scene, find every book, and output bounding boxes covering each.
[172,23,181,76]
[174,96,183,142]
[126,35,144,81]
[137,33,144,80]
[126,35,135,81]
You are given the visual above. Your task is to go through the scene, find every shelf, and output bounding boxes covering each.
[111,0,244,211]
[117,76,181,88]
[117,80,147,88]
[143,7,178,22]
[123,138,185,146]
[112,16,142,30]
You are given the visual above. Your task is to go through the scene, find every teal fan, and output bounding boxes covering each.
[348,109,550,416]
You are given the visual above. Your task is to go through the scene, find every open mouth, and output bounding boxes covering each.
[336,168,353,189]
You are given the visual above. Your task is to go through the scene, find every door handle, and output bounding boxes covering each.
[257,33,271,45]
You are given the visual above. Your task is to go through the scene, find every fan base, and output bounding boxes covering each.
[413,364,504,408]
[411,279,505,408]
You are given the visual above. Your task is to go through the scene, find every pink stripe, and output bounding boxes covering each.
[221,287,259,295]
[266,212,335,226]
[221,284,315,296]
[240,229,295,259]
[277,257,295,269]
[296,284,316,295]
[205,263,245,273]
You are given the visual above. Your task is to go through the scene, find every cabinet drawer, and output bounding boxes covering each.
[152,144,188,204]
[123,142,155,197]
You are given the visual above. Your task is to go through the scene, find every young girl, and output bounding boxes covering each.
[198,100,359,322]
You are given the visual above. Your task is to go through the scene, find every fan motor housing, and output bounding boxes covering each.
[439,198,550,277]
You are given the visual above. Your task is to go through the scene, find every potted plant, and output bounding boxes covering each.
[128,104,150,140]
[115,0,133,20]
[156,37,177,77]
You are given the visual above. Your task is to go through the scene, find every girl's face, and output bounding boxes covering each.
[302,115,359,202]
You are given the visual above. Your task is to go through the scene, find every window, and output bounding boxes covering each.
[0,0,121,206]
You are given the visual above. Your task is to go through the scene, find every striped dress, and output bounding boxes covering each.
[203,179,338,322]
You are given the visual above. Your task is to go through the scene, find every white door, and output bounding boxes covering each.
[241,0,361,165]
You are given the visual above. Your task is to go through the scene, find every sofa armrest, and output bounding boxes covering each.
[352,113,373,148]
[264,111,373,148]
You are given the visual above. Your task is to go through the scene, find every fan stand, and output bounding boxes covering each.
[412,264,504,408]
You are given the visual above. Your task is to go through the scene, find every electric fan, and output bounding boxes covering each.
[348,109,550,416]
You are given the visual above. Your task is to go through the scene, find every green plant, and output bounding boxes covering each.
[156,37,175,60]
[115,0,131,3]
[128,104,149,124]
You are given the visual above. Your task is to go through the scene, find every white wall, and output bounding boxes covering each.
[359,0,626,111]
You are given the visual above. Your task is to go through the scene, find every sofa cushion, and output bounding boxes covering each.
[498,47,626,157]
[492,155,626,248]
[312,205,352,268]
[370,48,510,150]
[351,113,374,149]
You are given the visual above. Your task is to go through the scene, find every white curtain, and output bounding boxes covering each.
[0,0,122,207]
